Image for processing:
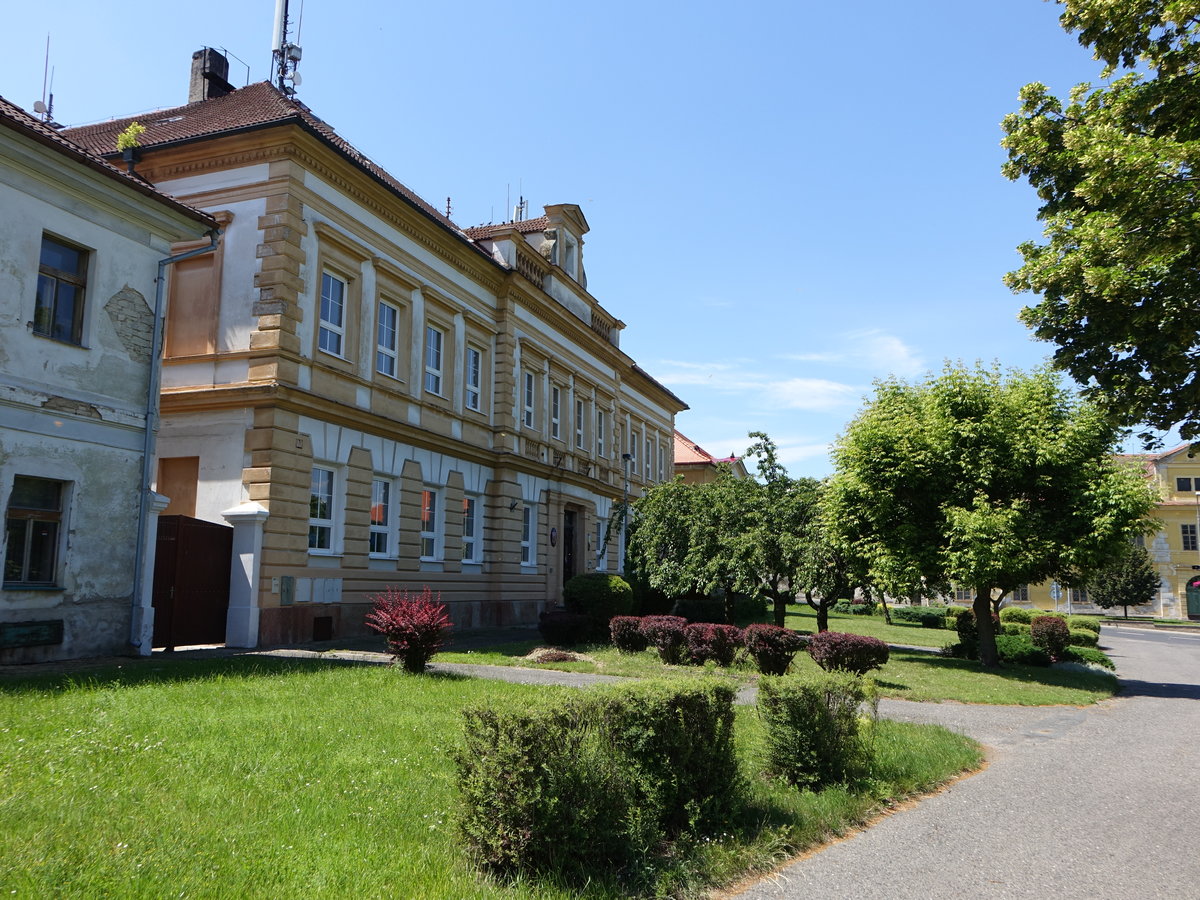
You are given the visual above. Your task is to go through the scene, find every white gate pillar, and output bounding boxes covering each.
[222,502,269,648]
[131,491,171,656]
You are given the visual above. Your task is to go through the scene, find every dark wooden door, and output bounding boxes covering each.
[562,510,577,582]
[152,515,232,649]
[1187,576,1200,619]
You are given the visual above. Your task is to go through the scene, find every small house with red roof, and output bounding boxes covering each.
[672,431,750,484]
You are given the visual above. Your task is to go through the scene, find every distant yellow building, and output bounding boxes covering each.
[976,445,1200,619]
[672,431,750,484]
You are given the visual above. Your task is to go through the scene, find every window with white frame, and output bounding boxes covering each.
[4,476,67,586]
[575,398,585,450]
[464,346,482,411]
[424,325,444,395]
[596,410,606,457]
[951,586,972,602]
[308,466,337,552]
[1009,584,1029,604]
[319,272,346,357]
[462,495,481,563]
[1069,586,1089,605]
[550,386,561,440]
[630,429,639,474]
[35,235,88,345]
[645,436,653,479]
[658,442,665,482]
[1183,523,1198,552]
[376,301,400,378]
[522,371,536,429]
[521,505,535,566]
[420,488,440,560]
[369,478,395,556]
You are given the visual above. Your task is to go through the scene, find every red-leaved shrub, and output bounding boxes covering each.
[806,631,889,675]
[364,585,452,673]
[1031,615,1071,659]
[743,624,806,675]
[640,615,688,665]
[610,616,648,653]
[685,623,743,667]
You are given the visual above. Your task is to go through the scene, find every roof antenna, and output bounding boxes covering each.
[33,34,58,126]
[445,197,452,219]
[271,0,303,97]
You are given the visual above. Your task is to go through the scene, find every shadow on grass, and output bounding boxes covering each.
[892,650,1116,689]
[0,653,472,695]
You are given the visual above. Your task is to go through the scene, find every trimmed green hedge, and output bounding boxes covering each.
[1060,645,1115,670]
[1068,627,1099,647]
[891,606,949,629]
[1067,615,1102,635]
[999,606,1034,625]
[456,680,738,880]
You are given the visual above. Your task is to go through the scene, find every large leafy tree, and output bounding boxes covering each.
[1089,541,1161,618]
[1002,0,1200,444]
[825,363,1157,667]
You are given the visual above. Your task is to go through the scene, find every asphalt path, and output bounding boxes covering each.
[732,627,1200,900]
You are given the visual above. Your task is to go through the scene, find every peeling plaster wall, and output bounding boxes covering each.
[0,127,210,662]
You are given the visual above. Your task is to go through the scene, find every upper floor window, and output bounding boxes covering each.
[596,410,606,457]
[550,387,561,440]
[465,347,482,411]
[645,437,653,478]
[462,496,481,563]
[575,399,586,450]
[376,301,400,379]
[369,478,395,556]
[420,488,440,560]
[629,430,639,475]
[4,476,66,586]
[319,272,346,357]
[35,235,88,345]
[424,326,444,395]
[658,442,666,482]
[1177,477,1196,493]
[308,466,337,552]
[522,372,536,429]
[1183,523,1198,553]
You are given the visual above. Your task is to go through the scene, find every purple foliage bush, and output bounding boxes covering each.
[743,624,807,675]
[610,616,649,653]
[806,631,890,676]
[1031,615,1071,659]
[684,623,743,667]
[364,585,452,673]
[640,615,689,665]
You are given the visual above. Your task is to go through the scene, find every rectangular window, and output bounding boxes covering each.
[369,478,393,556]
[464,347,482,411]
[462,496,480,562]
[308,466,335,551]
[1183,523,1198,552]
[1069,586,1089,605]
[1010,584,1029,604]
[521,505,535,566]
[658,442,665,482]
[424,326,443,394]
[952,586,972,602]
[319,272,346,357]
[596,410,606,457]
[550,386,561,440]
[523,371,535,429]
[376,301,399,378]
[4,476,65,586]
[35,235,88,345]
[630,430,639,474]
[595,520,607,570]
[420,488,439,560]
[645,436,653,479]
[1177,477,1195,493]
[575,399,585,450]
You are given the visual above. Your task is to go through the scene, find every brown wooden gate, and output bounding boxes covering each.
[152,515,232,650]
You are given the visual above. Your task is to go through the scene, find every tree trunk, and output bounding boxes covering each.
[773,592,787,628]
[879,595,892,625]
[974,590,1000,668]
[1123,605,1129,619]
[723,582,736,625]
[806,591,829,632]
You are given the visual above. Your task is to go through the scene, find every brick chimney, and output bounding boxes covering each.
[189,48,235,103]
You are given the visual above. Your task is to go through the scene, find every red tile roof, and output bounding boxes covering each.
[62,82,468,244]
[0,95,216,229]
[464,216,552,240]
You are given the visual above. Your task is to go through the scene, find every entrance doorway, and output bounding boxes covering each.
[152,515,232,649]
[562,510,578,582]
[1187,576,1200,619]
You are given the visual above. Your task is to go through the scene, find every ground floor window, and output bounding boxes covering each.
[4,476,66,586]
[420,489,440,560]
[369,478,396,556]
[521,505,535,567]
[462,496,481,562]
[308,466,336,552]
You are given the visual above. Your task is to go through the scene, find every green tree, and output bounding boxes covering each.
[825,363,1157,667]
[1089,541,1161,618]
[1002,0,1200,444]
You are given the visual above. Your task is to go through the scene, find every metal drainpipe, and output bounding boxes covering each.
[129,229,221,654]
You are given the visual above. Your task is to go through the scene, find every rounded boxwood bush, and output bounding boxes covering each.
[943,606,971,627]
[994,634,1052,667]
[563,574,634,632]
[806,631,890,675]
[1068,627,1099,647]
[1002,621,1032,637]
[999,606,1034,625]
[892,606,948,629]
[1067,615,1101,635]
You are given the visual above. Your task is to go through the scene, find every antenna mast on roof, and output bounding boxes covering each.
[271,0,304,97]
[32,34,58,127]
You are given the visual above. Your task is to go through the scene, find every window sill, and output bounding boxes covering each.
[2,583,64,592]
[307,553,342,568]
[30,330,85,349]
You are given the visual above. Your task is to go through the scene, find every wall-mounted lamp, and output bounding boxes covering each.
[509,499,520,511]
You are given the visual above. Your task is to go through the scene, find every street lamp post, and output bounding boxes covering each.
[619,452,632,574]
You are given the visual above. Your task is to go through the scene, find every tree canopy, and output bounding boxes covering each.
[824,363,1157,667]
[1002,0,1200,444]
[1089,541,1161,617]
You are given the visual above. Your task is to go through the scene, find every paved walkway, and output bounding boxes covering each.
[733,627,1200,900]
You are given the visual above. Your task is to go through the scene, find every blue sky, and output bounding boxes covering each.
[2,1,1145,477]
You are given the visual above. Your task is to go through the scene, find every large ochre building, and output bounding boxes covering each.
[64,50,686,648]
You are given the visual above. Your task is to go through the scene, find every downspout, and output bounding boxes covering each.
[129,228,221,654]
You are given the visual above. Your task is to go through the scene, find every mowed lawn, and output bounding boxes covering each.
[0,657,981,899]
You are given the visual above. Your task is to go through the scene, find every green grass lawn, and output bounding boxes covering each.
[0,657,979,899]
[785,606,954,648]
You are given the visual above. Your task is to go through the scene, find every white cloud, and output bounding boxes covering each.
[654,360,861,412]
[784,329,926,379]
[765,378,859,411]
